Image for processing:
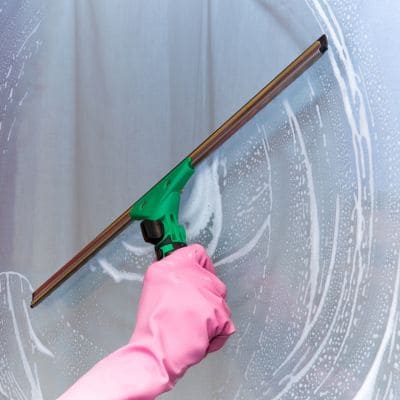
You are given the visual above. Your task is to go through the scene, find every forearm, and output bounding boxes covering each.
[57,342,173,400]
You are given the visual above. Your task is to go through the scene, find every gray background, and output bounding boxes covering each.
[1,0,400,399]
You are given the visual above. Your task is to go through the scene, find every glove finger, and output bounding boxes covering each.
[169,244,228,298]
[207,320,236,353]
[189,245,229,298]
[190,244,216,274]
[163,244,215,273]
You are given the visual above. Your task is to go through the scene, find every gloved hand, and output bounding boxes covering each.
[58,244,235,400]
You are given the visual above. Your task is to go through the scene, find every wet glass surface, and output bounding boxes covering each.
[1,1,400,399]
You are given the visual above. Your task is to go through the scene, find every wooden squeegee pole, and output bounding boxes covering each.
[31,35,327,307]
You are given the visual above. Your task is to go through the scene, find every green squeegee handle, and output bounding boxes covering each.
[129,157,195,260]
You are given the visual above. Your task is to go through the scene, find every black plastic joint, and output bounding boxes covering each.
[140,220,164,245]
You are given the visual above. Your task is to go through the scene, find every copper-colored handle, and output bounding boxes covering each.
[31,35,327,307]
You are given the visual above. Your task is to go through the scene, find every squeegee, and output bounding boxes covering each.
[31,35,328,307]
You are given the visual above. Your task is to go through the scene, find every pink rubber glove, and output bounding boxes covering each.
[58,244,235,399]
